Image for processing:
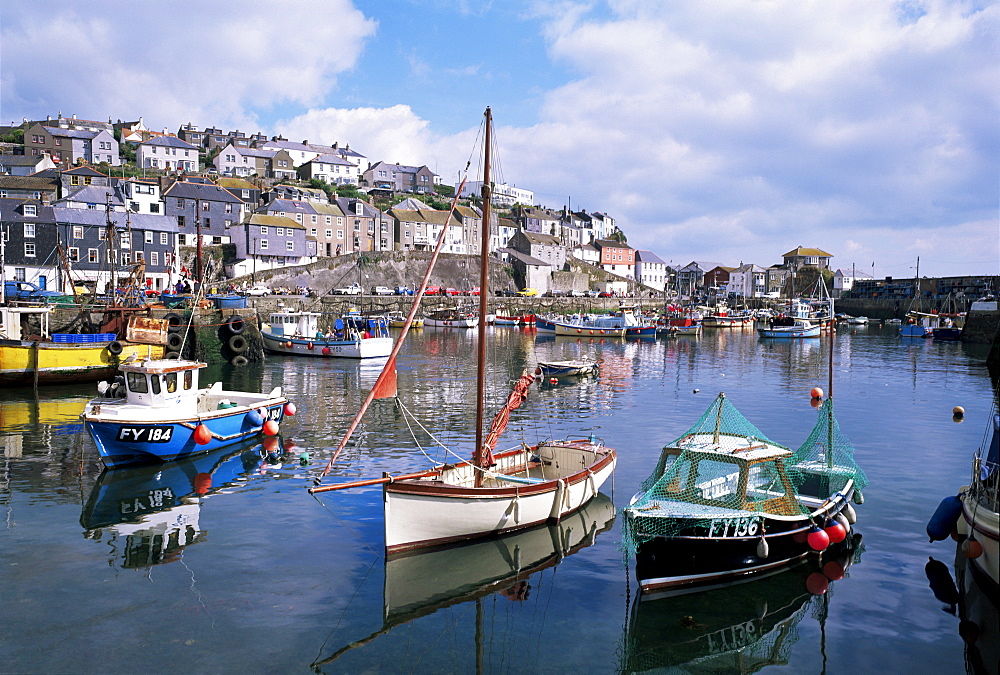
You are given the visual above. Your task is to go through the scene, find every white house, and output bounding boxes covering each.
[833,268,872,298]
[137,136,198,172]
[635,250,668,292]
[728,263,769,298]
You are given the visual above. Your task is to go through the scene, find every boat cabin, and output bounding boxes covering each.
[107,358,206,408]
[266,311,323,338]
[657,436,801,516]
[0,306,52,341]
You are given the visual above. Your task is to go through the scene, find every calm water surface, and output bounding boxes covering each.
[1,324,995,674]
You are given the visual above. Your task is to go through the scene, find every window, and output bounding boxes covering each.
[259,226,268,235]
[24,223,35,238]
[276,227,284,236]
[286,241,294,251]
[68,247,79,262]
[325,229,333,238]
[150,251,158,266]
[120,233,131,248]
[201,201,209,211]
[225,203,233,213]
[24,242,35,257]
[204,218,210,227]
[126,372,148,394]
[149,203,159,214]
[160,232,168,245]
[310,228,317,236]
[23,205,36,217]
[242,189,249,199]
[176,199,185,208]
[177,234,186,245]
[144,231,153,243]
[88,249,98,263]
[121,251,130,264]
[336,229,343,239]
[260,239,268,250]
[225,220,232,229]
[212,236,222,244]
[14,268,25,281]
[177,215,185,228]
[326,216,332,224]
[134,251,144,262]
[0,191,5,198]
[311,215,317,224]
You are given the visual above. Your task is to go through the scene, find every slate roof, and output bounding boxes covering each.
[506,249,550,266]
[783,246,833,258]
[521,231,560,246]
[635,250,667,264]
[51,207,176,231]
[43,127,102,140]
[248,214,303,229]
[55,185,122,206]
[0,175,59,191]
[142,136,198,150]
[163,181,243,203]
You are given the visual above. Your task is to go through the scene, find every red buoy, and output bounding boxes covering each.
[363,331,371,339]
[806,572,829,595]
[193,424,212,445]
[807,527,830,551]
[307,342,314,350]
[262,419,279,436]
[322,347,331,356]
[825,520,848,544]
[285,341,293,348]
[822,560,845,581]
[549,378,558,384]
[193,472,212,495]
[283,402,296,416]
[810,387,824,400]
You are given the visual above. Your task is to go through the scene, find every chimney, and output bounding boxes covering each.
[302,140,308,145]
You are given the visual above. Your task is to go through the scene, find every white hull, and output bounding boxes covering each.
[261,332,392,359]
[957,486,1000,590]
[423,316,479,328]
[384,440,617,554]
[553,323,626,337]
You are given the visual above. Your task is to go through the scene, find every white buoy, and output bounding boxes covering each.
[756,536,769,559]
[834,513,851,535]
[843,503,858,524]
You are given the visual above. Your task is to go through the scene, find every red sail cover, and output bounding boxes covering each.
[371,357,397,400]
[479,371,536,468]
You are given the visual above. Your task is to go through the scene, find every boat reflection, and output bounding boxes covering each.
[313,492,616,667]
[620,536,862,673]
[0,393,90,458]
[81,437,285,568]
[924,553,999,674]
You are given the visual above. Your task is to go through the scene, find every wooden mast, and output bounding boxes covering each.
[473,107,492,488]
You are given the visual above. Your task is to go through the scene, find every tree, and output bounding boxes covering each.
[335,183,361,199]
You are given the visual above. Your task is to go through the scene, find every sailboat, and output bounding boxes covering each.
[310,108,617,555]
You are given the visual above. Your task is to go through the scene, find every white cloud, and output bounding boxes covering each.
[1,0,376,130]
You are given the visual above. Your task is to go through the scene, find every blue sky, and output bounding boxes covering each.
[2,0,997,278]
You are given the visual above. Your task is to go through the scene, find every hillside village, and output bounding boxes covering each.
[1,113,992,303]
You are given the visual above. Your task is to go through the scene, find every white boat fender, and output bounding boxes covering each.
[843,502,858,524]
[834,513,851,536]
[756,536,769,559]
[852,489,865,505]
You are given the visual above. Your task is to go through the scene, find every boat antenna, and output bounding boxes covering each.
[473,107,492,488]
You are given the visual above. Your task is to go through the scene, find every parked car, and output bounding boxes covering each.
[497,289,517,297]
[3,280,65,301]
[444,287,460,296]
[395,285,413,296]
[425,285,441,296]
[469,287,480,296]
[586,290,600,297]
[569,290,586,297]
[371,286,393,296]
[245,285,271,297]
[517,288,539,297]
[598,291,613,298]
[332,283,363,296]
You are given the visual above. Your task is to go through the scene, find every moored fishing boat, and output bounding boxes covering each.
[928,404,999,594]
[387,310,422,329]
[261,309,392,359]
[536,359,599,378]
[310,108,617,556]
[82,357,290,468]
[622,392,866,594]
[423,307,479,328]
[756,317,822,339]
[0,306,167,386]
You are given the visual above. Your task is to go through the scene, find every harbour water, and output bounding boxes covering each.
[1,324,996,673]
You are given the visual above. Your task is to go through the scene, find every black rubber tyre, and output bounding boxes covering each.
[228,334,248,353]
[164,313,184,332]
[166,332,184,350]
[226,316,246,335]
[230,354,249,366]
[107,341,124,355]
[164,351,181,359]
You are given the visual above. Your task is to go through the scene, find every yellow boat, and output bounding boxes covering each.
[0,306,165,386]
[387,310,422,329]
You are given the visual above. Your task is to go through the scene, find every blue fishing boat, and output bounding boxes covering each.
[82,357,290,468]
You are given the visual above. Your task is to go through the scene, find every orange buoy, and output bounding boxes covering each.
[262,419,279,436]
[283,402,297,416]
[952,406,965,417]
[807,526,830,551]
[962,539,984,559]
[307,342,314,350]
[193,424,212,445]
[811,387,824,400]
[285,341,293,348]
[322,347,331,355]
